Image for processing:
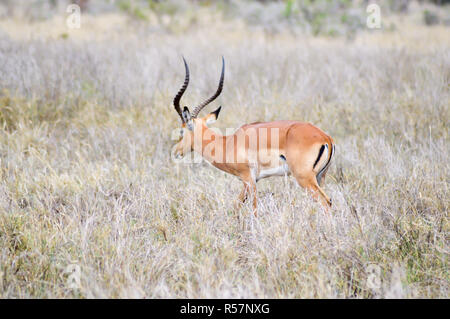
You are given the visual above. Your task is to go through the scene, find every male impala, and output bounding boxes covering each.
[172,57,334,215]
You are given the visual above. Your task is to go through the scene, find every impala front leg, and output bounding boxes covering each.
[234,179,257,216]
[235,182,249,209]
[244,178,258,216]
[251,185,258,217]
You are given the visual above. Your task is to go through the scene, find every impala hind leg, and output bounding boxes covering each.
[285,138,333,209]
[295,174,331,208]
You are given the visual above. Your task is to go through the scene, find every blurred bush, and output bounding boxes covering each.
[0,0,449,35]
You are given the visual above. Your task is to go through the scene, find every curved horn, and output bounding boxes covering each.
[191,56,225,118]
[173,57,190,122]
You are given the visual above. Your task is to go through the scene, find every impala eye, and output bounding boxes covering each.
[180,129,184,138]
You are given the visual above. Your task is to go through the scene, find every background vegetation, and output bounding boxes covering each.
[0,0,448,298]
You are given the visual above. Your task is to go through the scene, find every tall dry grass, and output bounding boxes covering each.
[0,2,448,298]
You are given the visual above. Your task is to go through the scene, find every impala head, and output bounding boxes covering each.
[172,57,225,159]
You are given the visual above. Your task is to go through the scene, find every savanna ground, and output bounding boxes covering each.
[0,0,448,298]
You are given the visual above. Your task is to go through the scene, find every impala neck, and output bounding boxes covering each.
[192,123,227,166]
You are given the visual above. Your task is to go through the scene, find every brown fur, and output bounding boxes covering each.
[174,116,334,215]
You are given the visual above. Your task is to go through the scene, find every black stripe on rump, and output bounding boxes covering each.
[313,144,326,169]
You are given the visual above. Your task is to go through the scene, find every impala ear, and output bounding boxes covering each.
[205,106,221,125]
[182,107,194,130]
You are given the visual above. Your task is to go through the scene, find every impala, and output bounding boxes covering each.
[172,57,335,215]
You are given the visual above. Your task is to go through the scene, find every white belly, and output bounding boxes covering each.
[256,163,290,181]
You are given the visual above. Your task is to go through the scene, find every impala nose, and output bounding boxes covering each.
[171,147,182,160]
[174,151,183,159]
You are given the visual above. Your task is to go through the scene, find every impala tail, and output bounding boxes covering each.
[314,141,334,186]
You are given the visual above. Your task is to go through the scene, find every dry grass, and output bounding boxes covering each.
[0,2,448,298]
